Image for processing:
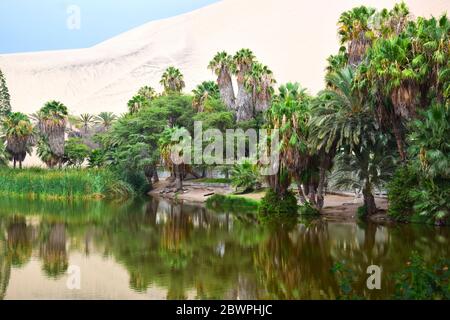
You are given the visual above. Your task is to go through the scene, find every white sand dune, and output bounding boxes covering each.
[0,0,448,116]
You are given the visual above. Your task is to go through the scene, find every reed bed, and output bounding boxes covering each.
[0,167,133,200]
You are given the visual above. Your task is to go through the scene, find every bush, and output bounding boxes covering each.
[393,253,450,300]
[206,194,260,213]
[258,189,299,221]
[299,202,320,216]
[64,138,90,167]
[230,160,261,193]
[387,166,418,221]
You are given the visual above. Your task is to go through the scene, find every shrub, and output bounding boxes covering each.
[258,189,298,221]
[393,253,450,300]
[299,202,320,216]
[387,166,418,221]
[230,160,261,193]
[206,194,260,213]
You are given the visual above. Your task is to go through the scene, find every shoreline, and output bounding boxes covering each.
[149,179,391,223]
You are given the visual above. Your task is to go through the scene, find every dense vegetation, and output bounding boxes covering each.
[0,2,448,224]
[0,168,132,200]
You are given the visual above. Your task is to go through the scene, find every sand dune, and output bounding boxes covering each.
[0,0,448,116]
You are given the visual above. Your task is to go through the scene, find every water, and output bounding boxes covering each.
[0,196,448,300]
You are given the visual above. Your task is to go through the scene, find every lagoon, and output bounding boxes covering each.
[0,196,448,300]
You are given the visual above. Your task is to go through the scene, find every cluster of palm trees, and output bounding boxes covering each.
[0,98,120,169]
[208,49,275,121]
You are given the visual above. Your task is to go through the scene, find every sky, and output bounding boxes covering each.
[0,0,221,54]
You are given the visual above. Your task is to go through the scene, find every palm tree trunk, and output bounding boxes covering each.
[392,119,406,162]
[317,166,327,209]
[363,179,377,216]
[218,71,235,110]
[13,159,16,169]
[236,78,253,122]
[296,181,307,204]
[19,161,22,169]
[174,165,183,191]
[153,170,159,183]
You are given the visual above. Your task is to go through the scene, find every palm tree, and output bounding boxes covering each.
[38,100,68,167]
[310,67,386,215]
[233,49,256,121]
[159,127,189,191]
[245,62,276,113]
[338,6,376,66]
[208,51,236,109]
[265,83,312,200]
[191,81,220,112]
[127,95,147,115]
[137,86,157,102]
[36,137,59,168]
[358,35,419,161]
[79,113,95,134]
[1,112,33,169]
[95,112,117,130]
[160,67,185,94]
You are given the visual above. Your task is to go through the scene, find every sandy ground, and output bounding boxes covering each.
[149,180,390,222]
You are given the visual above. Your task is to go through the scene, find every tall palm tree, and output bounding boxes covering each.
[191,81,220,112]
[127,95,147,115]
[138,86,157,102]
[310,67,385,215]
[38,100,68,167]
[265,83,312,200]
[159,127,189,191]
[1,112,33,169]
[79,113,95,134]
[338,6,376,66]
[245,62,276,113]
[36,137,59,168]
[95,112,117,131]
[208,51,236,110]
[233,49,256,121]
[358,35,419,161]
[160,67,185,94]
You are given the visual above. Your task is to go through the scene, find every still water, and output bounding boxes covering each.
[0,196,448,300]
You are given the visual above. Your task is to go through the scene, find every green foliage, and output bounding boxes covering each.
[331,261,364,300]
[393,253,450,300]
[387,166,417,220]
[357,205,368,219]
[36,137,59,168]
[160,66,185,94]
[98,94,194,192]
[88,149,105,168]
[299,202,320,216]
[231,160,261,193]
[206,194,260,213]
[258,189,298,221]
[192,178,231,184]
[39,100,68,120]
[0,168,132,200]
[388,105,449,225]
[192,81,220,111]
[64,138,90,167]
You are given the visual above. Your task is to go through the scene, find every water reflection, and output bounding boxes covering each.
[0,196,448,300]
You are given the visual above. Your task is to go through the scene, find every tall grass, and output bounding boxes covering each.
[0,167,134,200]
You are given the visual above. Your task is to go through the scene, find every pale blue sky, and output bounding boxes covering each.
[0,0,220,54]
